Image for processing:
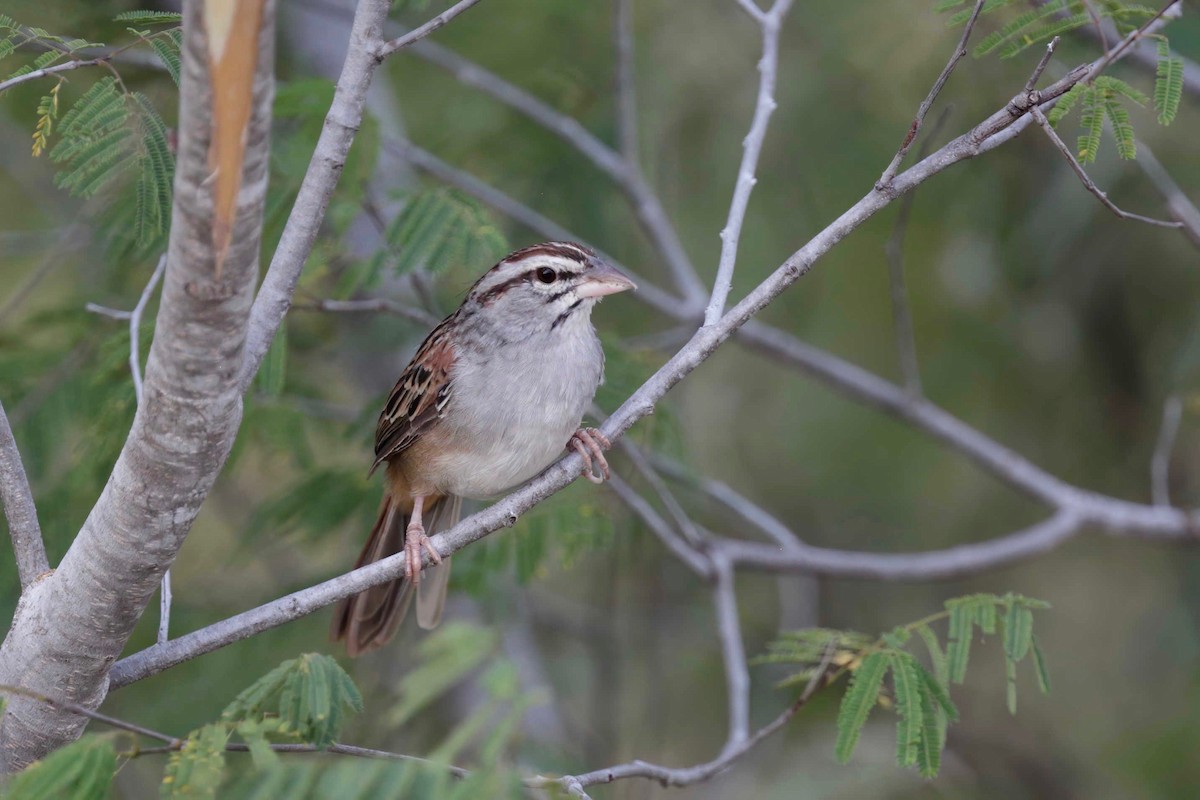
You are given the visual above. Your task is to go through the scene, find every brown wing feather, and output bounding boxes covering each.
[373,317,457,471]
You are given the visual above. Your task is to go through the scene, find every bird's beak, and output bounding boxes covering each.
[577,262,637,298]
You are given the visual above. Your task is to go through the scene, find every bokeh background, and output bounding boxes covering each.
[2,0,1200,797]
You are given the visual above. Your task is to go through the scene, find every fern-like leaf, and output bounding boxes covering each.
[946,601,975,684]
[31,80,60,157]
[890,652,923,768]
[1155,39,1183,125]
[1077,85,1103,164]
[971,0,1070,57]
[835,651,889,763]
[113,10,183,25]
[149,29,182,87]
[223,653,363,749]
[1101,92,1137,160]
[1095,75,1148,106]
[131,93,174,245]
[996,12,1095,59]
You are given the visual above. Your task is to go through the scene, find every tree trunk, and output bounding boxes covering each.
[0,0,275,770]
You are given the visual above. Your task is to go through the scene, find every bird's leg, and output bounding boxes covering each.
[569,427,611,484]
[404,494,442,582]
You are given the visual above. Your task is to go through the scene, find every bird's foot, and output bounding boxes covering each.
[569,427,611,484]
[404,521,442,582]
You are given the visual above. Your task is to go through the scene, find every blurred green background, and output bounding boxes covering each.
[2,0,1200,797]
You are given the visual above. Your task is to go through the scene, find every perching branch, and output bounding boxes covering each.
[0,400,47,589]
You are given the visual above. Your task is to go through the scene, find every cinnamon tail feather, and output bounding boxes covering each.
[331,493,459,656]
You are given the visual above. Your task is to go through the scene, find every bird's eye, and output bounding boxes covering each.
[535,267,557,284]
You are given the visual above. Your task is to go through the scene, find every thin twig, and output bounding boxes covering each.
[129,255,167,405]
[375,0,488,59]
[1031,107,1183,228]
[0,401,49,588]
[0,684,176,744]
[876,0,986,188]
[703,0,794,325]
[1152,394,1183,507]
[85,304,132,321]
[1023,36,1060,95]
[0,58,106,95]
[535,650,834,791]
[613,0,639,161]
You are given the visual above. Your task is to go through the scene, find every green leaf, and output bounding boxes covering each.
[163,724,229,799]
[917,661,958,720]
[1003,601,1034,663]
[1031,634,1052,694]
[1095,75,1148,106]
[132,93,174,246]
[834,651,889,764]
[915,623,948,686]
[915,685,943,778]
[946,602,975,684]
[889,652,923,767]
[222,653,363,749]
[1101,92,1137,160]
[113,10,183,24]
[1154,39,1183,125]
[971,0,1070,57]
[7,734,116,800]
[1077,85,1103,164]
[149,29,182,87]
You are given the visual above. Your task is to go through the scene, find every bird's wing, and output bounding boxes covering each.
[373,318,457,470]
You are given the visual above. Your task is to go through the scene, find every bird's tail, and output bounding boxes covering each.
[331,492,460,656]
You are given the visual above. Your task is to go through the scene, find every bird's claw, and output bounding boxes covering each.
[404,522,442,583]
[569,427,611,484]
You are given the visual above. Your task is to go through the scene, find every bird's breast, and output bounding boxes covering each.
[426,318,604,499]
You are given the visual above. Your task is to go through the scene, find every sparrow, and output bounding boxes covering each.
[332,241,635,655]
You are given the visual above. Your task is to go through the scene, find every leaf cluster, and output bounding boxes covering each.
[759,592,1051,778]
[1,12,180,253]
